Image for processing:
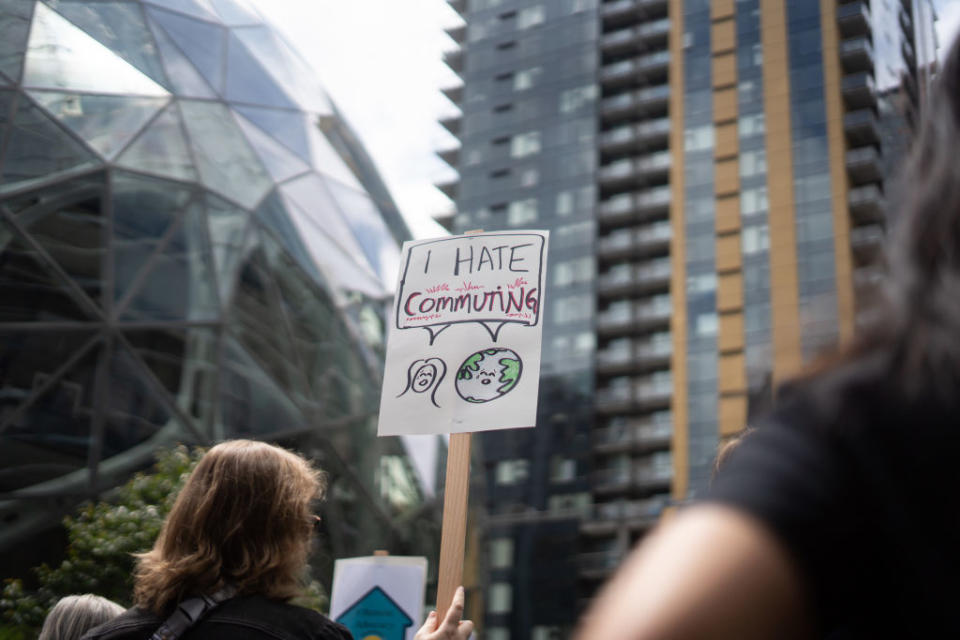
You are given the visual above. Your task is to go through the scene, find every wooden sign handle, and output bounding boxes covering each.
[436,431,472,616]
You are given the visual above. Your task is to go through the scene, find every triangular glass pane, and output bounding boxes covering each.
[8,172,107,310]
[0,218,94,321]
[233,104,311,164]
[225,32,297,109]
[143,0,219,22]
[205,192,252,302]
[210,0,261,26]
[111,172,197,306]
[323,180,401,286]
[30,90,168,159]
[1,92,99,195]
[253,190,323,285]
[0,0,35,83]
[23,3,169,97]
[100,340,184,457]
[115,102,198,182]
[49,1,169,89]
[147,17,215,99]
[305,125,364,191]
[219,335,305,438]
[232,26,332,114]
[120,201,219,321]
[0,343,100,492]
[147,7,225,94]
[179,100,271,207]
[234,111,310,182]
[121,328,219,438]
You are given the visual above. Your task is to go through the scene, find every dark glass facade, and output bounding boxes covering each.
[0,0,436,586]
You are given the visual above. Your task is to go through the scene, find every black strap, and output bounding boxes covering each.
[149,586,237,640]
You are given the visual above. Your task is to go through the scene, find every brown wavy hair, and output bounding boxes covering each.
[134,440,325,614]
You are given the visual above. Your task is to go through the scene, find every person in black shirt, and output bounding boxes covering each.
[575,32,960,640]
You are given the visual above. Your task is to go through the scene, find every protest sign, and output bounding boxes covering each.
[378,230,549,437]
[329,556,427,640]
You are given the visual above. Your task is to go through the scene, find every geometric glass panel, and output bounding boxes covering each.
[119,202,219,322]
[10,172,107,310]
[0,217,94,322]
[323,180,400,286]
[30,90,168,159]
[1,91,99,190]
[0,343,101,492]
[146,7,226,94]
[232,26,332,115]
[122,328,219,437]
[179,100,271,208]
[205,192,250,302]
[225,33,297,110]
[115,102,198,182]
[306,125,365,191]
[0,0,34,83]
[148,18,215,99]
[232,103,312,164]
[23,3,168,97]
[209,0,261,26]
[254,191,323,286]
[143,0,219,22]
[234,111,310,183]
[49,1,169,89]
[111,172,197,308]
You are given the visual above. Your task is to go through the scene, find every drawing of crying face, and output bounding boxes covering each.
[413,364,437,393]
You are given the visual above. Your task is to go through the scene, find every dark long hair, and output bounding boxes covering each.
[783,38,960,420]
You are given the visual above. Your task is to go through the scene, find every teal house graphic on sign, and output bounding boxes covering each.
[335,586,414,640]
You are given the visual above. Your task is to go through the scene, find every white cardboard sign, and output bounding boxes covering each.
[329,555,427,640]
[377,231,549,436]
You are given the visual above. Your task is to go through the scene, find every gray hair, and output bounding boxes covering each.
[38,594,125,640]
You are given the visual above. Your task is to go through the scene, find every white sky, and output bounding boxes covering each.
[936,0,960,56]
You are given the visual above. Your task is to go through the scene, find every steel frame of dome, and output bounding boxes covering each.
[0,0,430,562]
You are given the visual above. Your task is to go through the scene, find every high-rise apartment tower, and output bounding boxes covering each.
[437,0,937,637]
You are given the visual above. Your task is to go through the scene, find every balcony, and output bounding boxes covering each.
[601,18,670,55]
[849,184,884,223]
[437,146,459,168]
[447,0,465,17]
[838,1,871,38]
[842,72,876,109]
[840,37,874,72]
[600,117,670,156]
[598,151,671,190]
[581,496,668,536]
[596,372,672,414]
[600,50,670,88]
[902,38,916,68]
[597,294,672,337]
[598,186,671,227]
[593,462,673,493]
[850,224,885,263]
[844,109,879,146]
[846,145,882,184]
[441,84,463,105]
[601,0,670,28]
[899,6,913,34]
[597,257,671,298]
[597,221,671,262]
[438,113,461,137]
[601,84,670,124]
[594,415,672,453]
[443,48,463,74]
[435,177,459,200]
[596,334,672,375]
[577,550,622,579]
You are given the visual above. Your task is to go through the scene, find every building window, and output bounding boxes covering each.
[507,198,537,225]
[495,459,529,485]
[510,131,541,157]
[741,187,769,216]
[574,331,595,353]
[550,456,577,482]
[490,168,510,179]
[695,312,718,336]
[742,224,770,255]
[547,492,591,514]
[514,66,542,91]
[553,258,594,287]
[553,295,593,324]
[684,125,714,152]
[559,84,598,113]
[489,537,513,569]
[738,113,766,138]
[740,150,767,178]
[517,5,545,29]
[487,629,510,640]
[520,167,539,187]
[488,583,513,614]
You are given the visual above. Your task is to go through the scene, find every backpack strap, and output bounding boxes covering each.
[149,585,237,640]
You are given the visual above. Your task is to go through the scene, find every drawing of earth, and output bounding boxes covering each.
[455,348,523,403]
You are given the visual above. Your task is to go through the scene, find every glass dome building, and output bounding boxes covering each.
[0,0,433,569]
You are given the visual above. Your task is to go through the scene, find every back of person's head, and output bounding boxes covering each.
[38,594,124,640]
[134,440,324,615]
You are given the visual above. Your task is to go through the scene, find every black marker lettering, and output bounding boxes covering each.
[508,243,533,272]
[454,245,474,276]
[424,249,431,274]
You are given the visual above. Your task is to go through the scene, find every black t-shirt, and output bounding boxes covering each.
[709,377,960,637]
[81,595,353,640]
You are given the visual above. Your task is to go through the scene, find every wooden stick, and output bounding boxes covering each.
[436,432,472,616]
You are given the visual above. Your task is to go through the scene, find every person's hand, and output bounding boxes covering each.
[415,586,474,640]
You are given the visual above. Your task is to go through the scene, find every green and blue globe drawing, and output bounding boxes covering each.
[455,348,522,403]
